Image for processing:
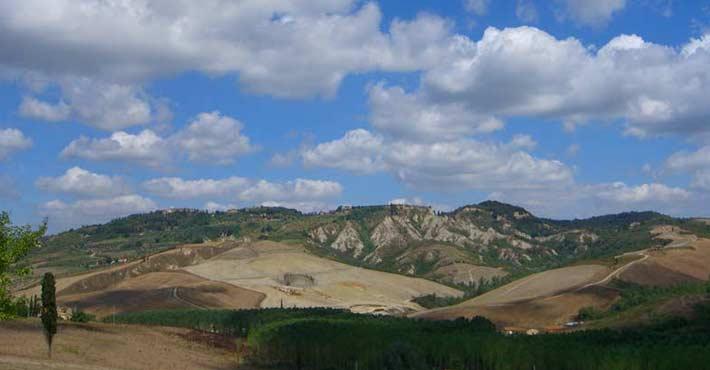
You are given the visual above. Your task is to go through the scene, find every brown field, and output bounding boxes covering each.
[15,240,458,316]
[461,265,610,306]
[59,271,264,317]
[418,285,618,328]
[15,241,264,318]
[17,242,237,298]
[413,264,613,327]
[619,238,710,285]
[417,238,710,328]
[0,319,239,370]
[185,241,462,314]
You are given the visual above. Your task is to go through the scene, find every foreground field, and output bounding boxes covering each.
[186,241,462,314]
[0,319,238,370]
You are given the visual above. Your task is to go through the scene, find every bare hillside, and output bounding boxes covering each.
[185,241,462,314]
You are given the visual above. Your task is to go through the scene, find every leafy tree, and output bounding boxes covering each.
[0,211,46,318]
[41,272,57,358]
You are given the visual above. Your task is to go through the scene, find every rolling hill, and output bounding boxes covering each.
[415,227,710,329]
[24,201,710,291]
[17,240,460,317]
[14,201,710,324]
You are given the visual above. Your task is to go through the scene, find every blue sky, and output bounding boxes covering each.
[1,0,710,233]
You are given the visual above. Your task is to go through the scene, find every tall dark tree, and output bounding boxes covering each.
[41,272,57,358]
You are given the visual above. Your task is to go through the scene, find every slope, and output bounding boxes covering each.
[185,241,462,314]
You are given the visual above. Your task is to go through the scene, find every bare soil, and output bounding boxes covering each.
[619,238,710,285]
[418,285,618,328]
[413,265,614,327]
[59,271,264,318]
[185,241,462,313]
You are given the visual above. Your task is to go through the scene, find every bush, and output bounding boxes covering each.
[578,306,606,321]
[70,311,95,323]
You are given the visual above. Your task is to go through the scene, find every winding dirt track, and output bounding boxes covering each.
[581,253,649,289]
[171,287,206,309]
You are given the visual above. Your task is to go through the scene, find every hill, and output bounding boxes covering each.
[16,240,460,317]
[23,201,710,292]
[414,230,710,329]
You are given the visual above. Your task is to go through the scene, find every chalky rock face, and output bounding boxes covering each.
[306,202,605,282]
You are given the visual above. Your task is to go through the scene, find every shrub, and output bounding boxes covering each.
[70,311,95,323]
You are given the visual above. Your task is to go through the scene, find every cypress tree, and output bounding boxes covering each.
[41,272,57,358]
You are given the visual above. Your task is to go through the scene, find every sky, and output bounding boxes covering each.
[1,0,710,233]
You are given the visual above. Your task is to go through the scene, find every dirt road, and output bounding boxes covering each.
[171,287,206,309]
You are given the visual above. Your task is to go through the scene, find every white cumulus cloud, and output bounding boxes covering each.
[19,79,159,131]
[0,128,32,160]
[302,129,387,174]
[61,130,170,167]
[173,111,255,164]
[40,194,157,231]
[36,167,130,197]
[144,177,343,210]
[143,177,250,199]
[303,130,572,191]
[61,111,255,167]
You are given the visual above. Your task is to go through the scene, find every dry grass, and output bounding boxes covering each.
[185,241,462,314]
[0,319,238,370]
[619,238,710,285]
[459,265,609,306]
[58,271,264,318]
[413,264,612,327]
[417,285,618,328]
[15,241,264,318]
